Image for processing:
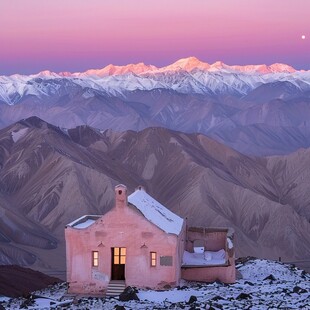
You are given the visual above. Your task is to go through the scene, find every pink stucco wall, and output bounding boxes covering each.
[66,185,185,295]
[181,265,235,283]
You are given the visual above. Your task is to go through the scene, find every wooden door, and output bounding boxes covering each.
[111,247,126,280]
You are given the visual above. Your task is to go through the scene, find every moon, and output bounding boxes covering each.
[301,35,306,40]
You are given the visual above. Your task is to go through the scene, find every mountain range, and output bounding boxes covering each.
[1,57,310,155]
[1,117,310,274]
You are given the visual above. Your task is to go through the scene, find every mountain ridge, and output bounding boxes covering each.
[1,58,310,156]
[1,117,310,274]
[2,57,305,78]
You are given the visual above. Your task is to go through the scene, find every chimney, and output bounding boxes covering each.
[115,184,128,208]
[135,185,146,192]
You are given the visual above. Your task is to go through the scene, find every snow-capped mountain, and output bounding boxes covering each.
[1,57,309,105]
[1,57,310,155]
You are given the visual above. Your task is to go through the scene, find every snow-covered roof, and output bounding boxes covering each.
[66,215,101,229]
[128,188,184,235]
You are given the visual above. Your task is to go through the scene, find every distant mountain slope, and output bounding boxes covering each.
[0,265,61,298]
[0,117,309,274]
[1,58,310,155]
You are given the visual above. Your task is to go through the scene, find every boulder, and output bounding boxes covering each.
[188,295,197,304]
[119,286,139,302]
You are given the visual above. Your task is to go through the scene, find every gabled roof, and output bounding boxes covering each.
[128,188,184,235]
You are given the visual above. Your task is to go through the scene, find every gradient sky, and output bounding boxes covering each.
[0,0,309,75]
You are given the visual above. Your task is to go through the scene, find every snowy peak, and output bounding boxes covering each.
[269,63,296,73]
[162,56,211,72]
[210,61,227,70]
[2,57,305,79]
[78,62,158,77]
[0,57,309,107]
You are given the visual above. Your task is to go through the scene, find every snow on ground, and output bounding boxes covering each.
[1,258,309,309]
[0,296,10,302]
[238,258,307,282]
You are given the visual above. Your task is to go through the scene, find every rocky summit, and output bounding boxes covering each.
[0,258,309,309]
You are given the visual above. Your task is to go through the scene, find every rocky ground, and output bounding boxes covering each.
[0,258,309,309]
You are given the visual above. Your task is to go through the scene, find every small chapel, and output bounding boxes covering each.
[65,184,235,295]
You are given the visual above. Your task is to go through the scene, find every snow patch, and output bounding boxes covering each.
[169,137,181,146]
[73,219,96,229]
[141,153,157,180]
[227,238,233,249]
[138,289,204,304]
[0,296,10,302]
[238,259,306,282]
[67,215,101,229]
[11,128,28,142]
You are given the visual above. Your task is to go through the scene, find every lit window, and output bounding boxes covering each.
[92,251,99,267]
[114,256,120,264]
[151,252,157,267]
[113,247,126,265]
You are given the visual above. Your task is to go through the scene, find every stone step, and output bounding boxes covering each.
[106,281,126,297]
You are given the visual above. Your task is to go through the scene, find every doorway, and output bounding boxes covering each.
[111,247,126,280]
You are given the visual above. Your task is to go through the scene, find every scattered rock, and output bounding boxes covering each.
[20,296,35,309]
[114,305,126,310]
[171,302,184,309]
[188,295,197,304]
[293,286,307,294]
[0,305,6,310]
[119,286,139,302]
[212,295,224,301]
[244,281,254,286]
[263,274,276,281]
[236,292,252,300]
[235,256,256,265]
[212,280,225,286]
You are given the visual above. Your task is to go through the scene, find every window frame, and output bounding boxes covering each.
[113,247,126,265]
[92,250,99,267]
[150,251,157,267]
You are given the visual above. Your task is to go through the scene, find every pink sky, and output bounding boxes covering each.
[0,0,309,74]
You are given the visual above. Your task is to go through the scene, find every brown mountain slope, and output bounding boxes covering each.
[0,265,61,297]
[0,117,309,275]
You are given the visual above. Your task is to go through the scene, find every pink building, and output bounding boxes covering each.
[65,184,235,296]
